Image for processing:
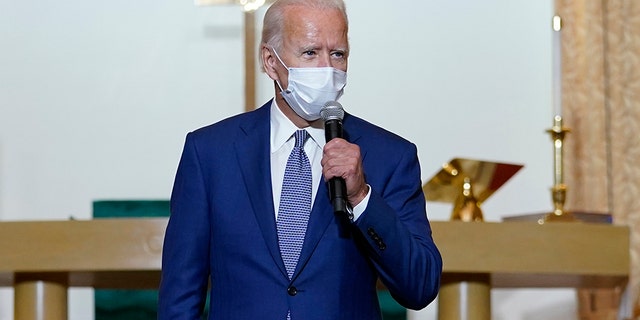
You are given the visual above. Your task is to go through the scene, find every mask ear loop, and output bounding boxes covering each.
[271,48,291,94]
[271,48,290,70]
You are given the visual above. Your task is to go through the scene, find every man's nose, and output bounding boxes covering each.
[318,53,332,67]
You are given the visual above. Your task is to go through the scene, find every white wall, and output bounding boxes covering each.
[0,0,577,319]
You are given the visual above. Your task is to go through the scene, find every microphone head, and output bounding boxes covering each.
[320,101,344,121]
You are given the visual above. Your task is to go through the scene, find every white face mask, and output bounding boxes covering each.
[272,49,347,121]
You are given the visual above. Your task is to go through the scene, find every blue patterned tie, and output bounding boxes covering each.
[277,130,311,320]
[277,130,312,280]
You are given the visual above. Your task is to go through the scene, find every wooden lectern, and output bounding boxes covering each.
[0,218,629,320]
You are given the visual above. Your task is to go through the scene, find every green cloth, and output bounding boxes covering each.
[93,200,170,320]
[378,289,407,320]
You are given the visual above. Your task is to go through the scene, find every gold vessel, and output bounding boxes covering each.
[423,158,524,222]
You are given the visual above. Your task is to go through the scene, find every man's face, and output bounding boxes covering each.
[275,6,349,88]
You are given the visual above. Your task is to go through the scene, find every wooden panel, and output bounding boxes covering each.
[432,221,629,288]
[0,218,166,288]
[0,219,629,289]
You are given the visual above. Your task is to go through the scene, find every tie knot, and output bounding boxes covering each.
[293,130,309,149]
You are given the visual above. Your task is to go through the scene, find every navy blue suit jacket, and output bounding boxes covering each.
[158,101,442,319]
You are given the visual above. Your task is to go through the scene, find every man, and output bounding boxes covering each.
[158,0,442,319]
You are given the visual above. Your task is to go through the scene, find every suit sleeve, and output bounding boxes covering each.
[353,142,442,310]
[158,133,211,319]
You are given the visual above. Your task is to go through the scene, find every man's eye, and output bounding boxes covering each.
[332,52,345,58]
[303,51,316,57]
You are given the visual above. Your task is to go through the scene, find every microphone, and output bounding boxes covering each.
[320,101,348,216]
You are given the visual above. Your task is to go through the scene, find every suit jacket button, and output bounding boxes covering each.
[287,286,298,296]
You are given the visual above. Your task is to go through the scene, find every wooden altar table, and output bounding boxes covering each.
[0,219,629,320]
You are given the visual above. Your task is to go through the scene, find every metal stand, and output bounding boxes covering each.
[542,115,576,223]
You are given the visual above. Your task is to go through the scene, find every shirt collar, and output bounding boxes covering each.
[270,100,326,152]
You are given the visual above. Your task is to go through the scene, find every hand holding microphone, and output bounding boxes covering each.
[320,101,367,218]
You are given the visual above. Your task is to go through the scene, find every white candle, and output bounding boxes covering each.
[552,15,562,117]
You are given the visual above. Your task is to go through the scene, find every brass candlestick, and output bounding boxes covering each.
[543,115,576,222]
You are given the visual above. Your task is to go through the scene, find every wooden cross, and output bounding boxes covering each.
[195,0,275,112]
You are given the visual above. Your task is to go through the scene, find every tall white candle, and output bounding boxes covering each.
[552,15,562,117]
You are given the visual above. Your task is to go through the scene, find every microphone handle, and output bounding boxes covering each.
[324,119,343,141]
[324,119,349,216]
[328,177,348,216]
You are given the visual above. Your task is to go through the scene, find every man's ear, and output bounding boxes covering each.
[261,45,278,80]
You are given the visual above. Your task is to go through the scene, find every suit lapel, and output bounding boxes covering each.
[235,104,289,278]
[293,179,333,278]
